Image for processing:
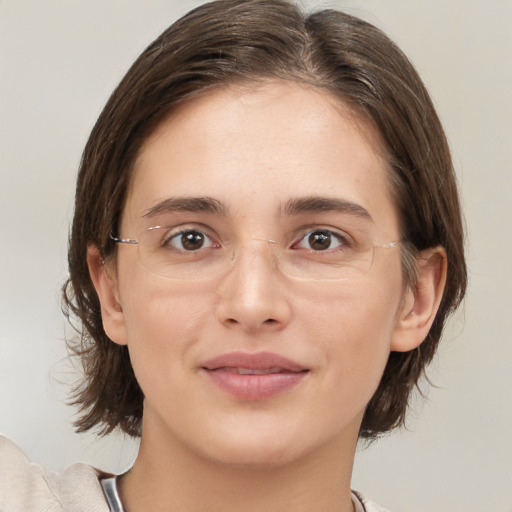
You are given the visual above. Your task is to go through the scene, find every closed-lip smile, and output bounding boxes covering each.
[201,351,309,400]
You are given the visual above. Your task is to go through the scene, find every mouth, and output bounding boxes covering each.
[202,351,307,372]
[212,366,302,375]
[201,351,309,400]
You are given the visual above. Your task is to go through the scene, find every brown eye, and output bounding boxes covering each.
[308,231,333,251]
[181,231,205,250]
[165,229,213,251]
[294,229,347,252]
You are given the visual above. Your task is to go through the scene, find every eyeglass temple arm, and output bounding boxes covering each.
[110,233,138,244]
[379,241,400,249]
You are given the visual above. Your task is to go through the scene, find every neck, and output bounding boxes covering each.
[118,417,359,512]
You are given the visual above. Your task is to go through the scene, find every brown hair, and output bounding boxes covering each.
[63,0,466,439]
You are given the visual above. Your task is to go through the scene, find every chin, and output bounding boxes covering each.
[202,438,306,470]
[190,417,334,471]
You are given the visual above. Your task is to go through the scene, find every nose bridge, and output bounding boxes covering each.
[215,236,291,331]
[228,236,281,292]
[241,236,276,258]
[225,235,278,271]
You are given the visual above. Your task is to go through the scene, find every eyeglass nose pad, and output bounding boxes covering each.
[228,238,279,265]
[253,238,280,269]
[251,238,278,255]
[250,237,277,245]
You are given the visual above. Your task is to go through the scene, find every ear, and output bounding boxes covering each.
[87,245,128,346]
[391,246,447,352]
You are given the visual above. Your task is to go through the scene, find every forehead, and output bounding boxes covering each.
[125,81,398,234]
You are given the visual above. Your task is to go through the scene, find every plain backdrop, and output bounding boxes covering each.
[1,1,511,511]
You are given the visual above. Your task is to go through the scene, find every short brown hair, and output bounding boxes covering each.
[63,0,466,439]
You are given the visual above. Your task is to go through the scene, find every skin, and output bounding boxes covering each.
[89,81,446,512]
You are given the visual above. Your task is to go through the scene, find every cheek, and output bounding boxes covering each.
[118,276,213,386]
[117,247,211,338]
[302,276,401,343]
[301,279,402,395]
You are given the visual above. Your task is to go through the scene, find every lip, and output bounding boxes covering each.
[201,351,309,401]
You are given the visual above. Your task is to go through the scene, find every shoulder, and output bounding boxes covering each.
[352,489,391,512]
[0,435,112,512]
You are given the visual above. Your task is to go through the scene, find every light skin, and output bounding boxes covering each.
[88,82,447,512]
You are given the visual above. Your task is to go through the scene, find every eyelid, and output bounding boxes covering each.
[156,224,221,249]
[168,228,214,243]
[147,223,360,250]
[151,222,217,236]
[291,226,355,249]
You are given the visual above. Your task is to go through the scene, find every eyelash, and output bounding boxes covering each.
[162,228,219,251]
[292,229,352,252]
[159,226,353,252]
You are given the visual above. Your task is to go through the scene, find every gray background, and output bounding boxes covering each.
[1,1,511,511]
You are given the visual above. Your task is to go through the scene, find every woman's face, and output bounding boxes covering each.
[101,82,412,467]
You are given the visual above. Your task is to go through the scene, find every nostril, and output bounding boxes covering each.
[264,318,277,324]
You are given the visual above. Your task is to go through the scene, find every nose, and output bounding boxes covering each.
[215,240,292,333]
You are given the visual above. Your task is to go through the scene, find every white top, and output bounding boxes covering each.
[101,477,383,511]
[0,435,389,511]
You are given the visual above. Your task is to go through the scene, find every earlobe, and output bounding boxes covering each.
[87,245,128,346]
[391,246,447,352]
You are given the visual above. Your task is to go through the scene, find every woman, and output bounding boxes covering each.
[0,1,466,510]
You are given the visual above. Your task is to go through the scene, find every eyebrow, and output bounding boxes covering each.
[143,196,226,218]
[282,196,373,221]
[142,195,372,222]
